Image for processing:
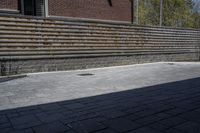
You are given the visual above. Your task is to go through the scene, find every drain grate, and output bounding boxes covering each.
[78,73,94,76]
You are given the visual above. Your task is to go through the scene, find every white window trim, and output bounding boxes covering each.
[44,0,49,17]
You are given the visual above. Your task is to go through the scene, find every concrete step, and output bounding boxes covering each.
[0,39,198,46]
[0,46,196,51]
[0,31,198,41]
[0,30,198,41]
[0,51,195,60]
[0,16,198,33]
[0,33,199,41]
[0,21,199,36]
[0,15,199,76]
[0,36,199,43]
[0,27,198,39]
[0,38,198,44]
[0,45,197,52]
[0,49,196,56]
[0,42,197,47]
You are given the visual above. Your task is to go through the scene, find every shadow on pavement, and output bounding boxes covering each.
[1,77,200,133]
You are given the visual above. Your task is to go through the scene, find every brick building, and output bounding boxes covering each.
[0,0,134,22]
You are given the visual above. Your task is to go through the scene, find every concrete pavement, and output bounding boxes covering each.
[0,62,200,133]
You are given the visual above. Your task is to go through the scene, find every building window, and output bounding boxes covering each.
[108,0,113,6]
[21,0,46,16]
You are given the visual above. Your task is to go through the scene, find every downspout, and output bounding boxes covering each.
[159,0,163,26]
[132,0,139,24]
[136,0,139,24]
[199,31,200,61]
[131,0,134,24]
[20,0,24,15]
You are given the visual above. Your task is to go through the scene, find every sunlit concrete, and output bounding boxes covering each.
[0,62,200,110]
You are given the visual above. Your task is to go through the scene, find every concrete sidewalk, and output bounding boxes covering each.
[0,62,200,133]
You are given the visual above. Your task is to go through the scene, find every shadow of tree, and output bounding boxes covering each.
[0,77,200,133]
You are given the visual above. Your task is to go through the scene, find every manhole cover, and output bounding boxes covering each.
[167,63,175,65]
[78,73,94,76]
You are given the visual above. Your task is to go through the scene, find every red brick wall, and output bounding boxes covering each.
[0,0,18,11]
[48,0,132,22]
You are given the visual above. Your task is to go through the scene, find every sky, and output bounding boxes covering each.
[193,0,200,13]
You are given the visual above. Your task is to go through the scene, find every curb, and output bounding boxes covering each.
[0,74,27,83]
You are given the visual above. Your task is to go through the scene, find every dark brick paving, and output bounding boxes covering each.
[1,77,200,133]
